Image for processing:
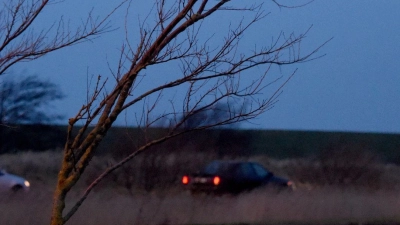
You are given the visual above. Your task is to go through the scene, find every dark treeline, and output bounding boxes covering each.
[1,125,400,163]
[0,124,65,153]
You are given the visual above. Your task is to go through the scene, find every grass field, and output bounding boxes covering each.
[70,187,400,225]
[1,151,400,225]
[1,183,400,225]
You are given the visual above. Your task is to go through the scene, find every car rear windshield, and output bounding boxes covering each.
[201,161,244,175]
[202,161,271,179]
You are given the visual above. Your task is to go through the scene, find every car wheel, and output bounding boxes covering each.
[11,184,23,192]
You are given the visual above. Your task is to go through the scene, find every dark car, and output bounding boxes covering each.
[182,160,293,194]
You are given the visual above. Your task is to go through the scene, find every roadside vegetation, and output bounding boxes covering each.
[1,141,400,224]
[1,126,400,224]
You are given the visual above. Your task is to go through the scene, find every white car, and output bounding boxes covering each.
[0,169,30,192]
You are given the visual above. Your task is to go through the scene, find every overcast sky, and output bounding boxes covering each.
[6,0,400,134]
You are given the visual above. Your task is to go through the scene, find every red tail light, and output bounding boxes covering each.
[182,175,189,185]
[213,176,221,186]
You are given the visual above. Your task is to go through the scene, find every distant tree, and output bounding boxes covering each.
[183,102,244,129]
[0,75,64,124]
[48,1,329,224]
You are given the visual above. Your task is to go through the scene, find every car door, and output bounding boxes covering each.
[251,163,273,184]
[235,163,263,190]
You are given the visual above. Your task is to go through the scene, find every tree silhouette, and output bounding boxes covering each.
[0,75,64,124]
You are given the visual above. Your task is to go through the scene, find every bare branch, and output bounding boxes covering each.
[0,0,127,76]
[272,0,315,9]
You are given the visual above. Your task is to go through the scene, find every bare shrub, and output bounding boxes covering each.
[83,150,218,193]
[283,143,384,189]
[94,145,388,193]
[92,128,251,193]
[318,143,382,187]
[0,150,62,182]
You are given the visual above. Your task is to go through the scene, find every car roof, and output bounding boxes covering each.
[202,160,267,172]
[207,160,262,166]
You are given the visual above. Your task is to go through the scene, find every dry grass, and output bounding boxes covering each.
[1,151,400,225]
[0,150,62,185]
[1,185,400,225]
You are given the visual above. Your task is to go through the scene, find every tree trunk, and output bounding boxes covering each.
[50,180,68,225]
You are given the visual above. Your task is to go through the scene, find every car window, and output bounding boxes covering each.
[202,162,241,178]
[202,161,221,174]
[0,171,4,176]
[202,161,268,180]
[251,163,270,178]
[237,163,257,178]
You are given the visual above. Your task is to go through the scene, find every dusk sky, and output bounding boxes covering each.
[5,0,400,134]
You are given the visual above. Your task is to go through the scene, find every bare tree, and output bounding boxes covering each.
[0,0,120,76]
[0,75,64,124]
[50,1,329,224]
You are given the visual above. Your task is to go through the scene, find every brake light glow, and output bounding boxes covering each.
[182,175,189,185]
[213,176,221,186]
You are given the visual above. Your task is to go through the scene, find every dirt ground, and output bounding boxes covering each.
[1,183,400,225]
